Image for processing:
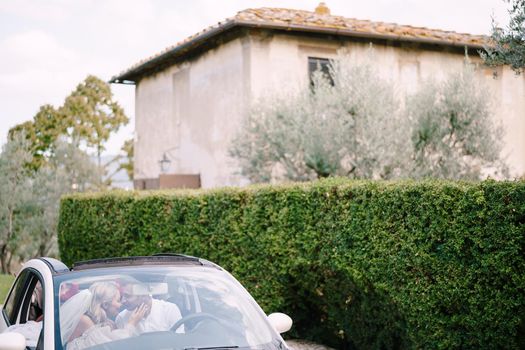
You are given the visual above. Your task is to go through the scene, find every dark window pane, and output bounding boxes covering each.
[3,270,30,325]
[308,57,334,86]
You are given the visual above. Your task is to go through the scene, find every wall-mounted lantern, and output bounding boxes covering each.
[159,153,171,174]
[158,146,179,174]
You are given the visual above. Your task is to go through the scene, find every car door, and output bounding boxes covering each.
[1,269,32,331]
[1,268,46,349]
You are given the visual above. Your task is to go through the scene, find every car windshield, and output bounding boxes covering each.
[53,265,279,350]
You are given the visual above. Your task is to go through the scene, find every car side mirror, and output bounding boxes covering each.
[0,332,27,350]
[268,312,292,334]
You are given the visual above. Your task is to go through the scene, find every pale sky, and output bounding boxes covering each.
[0,0,511,155]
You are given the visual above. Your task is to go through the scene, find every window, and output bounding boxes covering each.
[308,57,334,86]
[2,270,45,349]
[3,270,44,324]
[28,280,44,322]
[3,270,31,325]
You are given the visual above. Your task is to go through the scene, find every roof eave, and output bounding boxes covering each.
[109,20,238,84]
[110,20,487,84]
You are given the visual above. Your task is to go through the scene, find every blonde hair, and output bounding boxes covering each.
[88,282,120,324]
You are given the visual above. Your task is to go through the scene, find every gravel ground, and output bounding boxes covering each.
[285,340,334,350]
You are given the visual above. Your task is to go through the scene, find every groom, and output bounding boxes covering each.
[116,282,184,333]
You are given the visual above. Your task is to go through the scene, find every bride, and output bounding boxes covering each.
[60,281,148,350]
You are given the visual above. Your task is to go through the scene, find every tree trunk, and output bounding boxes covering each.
[6,252,13,274]
[97,144,104,187]
[0,244,7,274]
[1,209,15,273]
[38,242,46,258]
[97,145,101,168]
[38,230,49,257]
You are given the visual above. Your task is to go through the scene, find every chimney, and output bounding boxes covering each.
[315,2,331,15]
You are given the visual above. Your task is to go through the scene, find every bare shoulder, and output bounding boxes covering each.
[69,314,95,341]
[78,314,95,330]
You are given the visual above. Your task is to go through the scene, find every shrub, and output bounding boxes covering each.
[58,179,525,349]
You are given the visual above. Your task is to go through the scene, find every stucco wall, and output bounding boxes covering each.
[134,31,525,188]
[134,37,250,187]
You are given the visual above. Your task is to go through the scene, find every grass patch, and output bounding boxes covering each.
[0,274,15,304]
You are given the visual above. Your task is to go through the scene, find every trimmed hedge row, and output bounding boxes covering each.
[58,179,525,349]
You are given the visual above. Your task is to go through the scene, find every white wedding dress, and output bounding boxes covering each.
[66,323,137,350]
[60,289,138,350]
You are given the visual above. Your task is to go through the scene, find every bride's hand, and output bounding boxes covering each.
[128,303,149,326]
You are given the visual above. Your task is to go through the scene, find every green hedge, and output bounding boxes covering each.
[58,179,525,349]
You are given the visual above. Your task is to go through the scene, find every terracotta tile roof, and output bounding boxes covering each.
[236,7,487,47]
[111,6,488,83]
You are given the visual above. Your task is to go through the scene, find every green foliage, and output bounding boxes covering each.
[231,52,506,182]
[481,0,525,73]
[0,134,34,273]
[0,134,102,273]
[105,138,134,182]
[230,51,411,182]
[8,75,129,173]
[2,74,127,272]
[119,138,134,180]
[61,75,128,165]
[8,105,63,170]
[59,179,525,349]
[408,64,506,179]
[25,140,103,259]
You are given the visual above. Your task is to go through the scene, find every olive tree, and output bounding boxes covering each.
[409,64,507,179]
[25,140,103,258]
[0,134,103,272]
[482,0,525,73]
[230,52,412,183]
[231,53,506,183]
[0,134,33,273]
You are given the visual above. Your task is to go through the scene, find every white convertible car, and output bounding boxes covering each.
[0,255,292,350]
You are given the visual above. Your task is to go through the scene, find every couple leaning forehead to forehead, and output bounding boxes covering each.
[116,282,154,320]
[61,281,183,350]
